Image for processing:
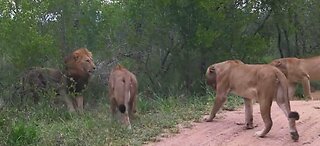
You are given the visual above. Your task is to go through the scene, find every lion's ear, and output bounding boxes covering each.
[275,61,282,67]
[209,66,215,73]
[64,53,79,63]
[234,60,244,64]
[72,52,80,62]
[115,64,123,70]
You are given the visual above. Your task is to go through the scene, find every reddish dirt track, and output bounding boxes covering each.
[146,92,320,146]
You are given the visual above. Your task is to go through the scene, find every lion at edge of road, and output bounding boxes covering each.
[270,56,320,100]
[108,64,138,129]
[16,48,96,112]
[204,60,300,141]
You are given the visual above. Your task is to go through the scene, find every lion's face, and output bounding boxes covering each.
[77,53,96,75]
[65,48,96,76]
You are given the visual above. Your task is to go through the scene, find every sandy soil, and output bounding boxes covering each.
[146,92,320,146]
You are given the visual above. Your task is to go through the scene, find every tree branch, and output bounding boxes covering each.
[254,10,271,35]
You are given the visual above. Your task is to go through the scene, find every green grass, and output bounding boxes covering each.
[0,92,244,146]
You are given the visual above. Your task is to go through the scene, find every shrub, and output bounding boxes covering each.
[7,122,38,146]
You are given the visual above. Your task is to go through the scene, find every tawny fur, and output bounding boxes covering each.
[108,65,138,129]
[62,48,96,112]
[205,60,299,141]
[270,56,320,100]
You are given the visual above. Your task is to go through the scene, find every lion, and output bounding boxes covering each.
[19,67,66,103]
[270,56,320,100]
[108,64,138,129]
[18,48,96,112]
[205,60,300,141]
[63,48,96,112]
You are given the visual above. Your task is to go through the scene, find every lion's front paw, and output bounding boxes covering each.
[245,123,255,129]
[203,115,214,122]
[127,124,132,130]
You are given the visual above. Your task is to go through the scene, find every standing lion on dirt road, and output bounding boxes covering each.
[108,64,138,129]
[18,48,96,112]
[270,56,320,100]
[205,60,300,141]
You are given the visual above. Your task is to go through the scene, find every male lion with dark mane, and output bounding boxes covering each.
[108,64,138,129]
[18,48,95,112]
[270,56,320,100]
[205,60,300,141]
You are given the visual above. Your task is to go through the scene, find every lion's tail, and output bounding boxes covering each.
[289,111,300,120]
[118,104,126,113]
[275,69,289,101]
[275,69,300,120]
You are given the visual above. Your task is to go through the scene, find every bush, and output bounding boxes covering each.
[7,122,38,146]
[294,84,305,99]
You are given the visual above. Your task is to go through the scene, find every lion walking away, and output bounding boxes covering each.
[108,64,138,129]
[205,60,300,141]
[270,56,320,100]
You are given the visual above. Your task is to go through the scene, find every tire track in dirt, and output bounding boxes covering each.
[146,100,320,146]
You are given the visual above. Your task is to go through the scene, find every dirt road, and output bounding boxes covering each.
[147,99,320,146]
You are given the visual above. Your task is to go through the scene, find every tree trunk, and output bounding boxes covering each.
[294,13,300,56]
[74,0,81,48]
[199,48,207,96]
[59,13,68,56]
[295,31,299,56]
[283,28,291,56]
[276,24,284,58]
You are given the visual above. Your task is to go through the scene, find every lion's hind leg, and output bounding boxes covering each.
[288,112,299,141]
[128,94,137,119]
[275,96,299,141]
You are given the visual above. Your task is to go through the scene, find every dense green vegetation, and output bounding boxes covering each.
[0,90,245,145]
[0,95,207,145]
[0,0,319,145]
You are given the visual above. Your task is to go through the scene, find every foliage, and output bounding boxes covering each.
[294,84,305,100]
[7,122,39,146]
[0,0,319,96]
[0,0,59,70]
[0,95,211,145]
[0,0,319,144]
[205,89,244,111]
